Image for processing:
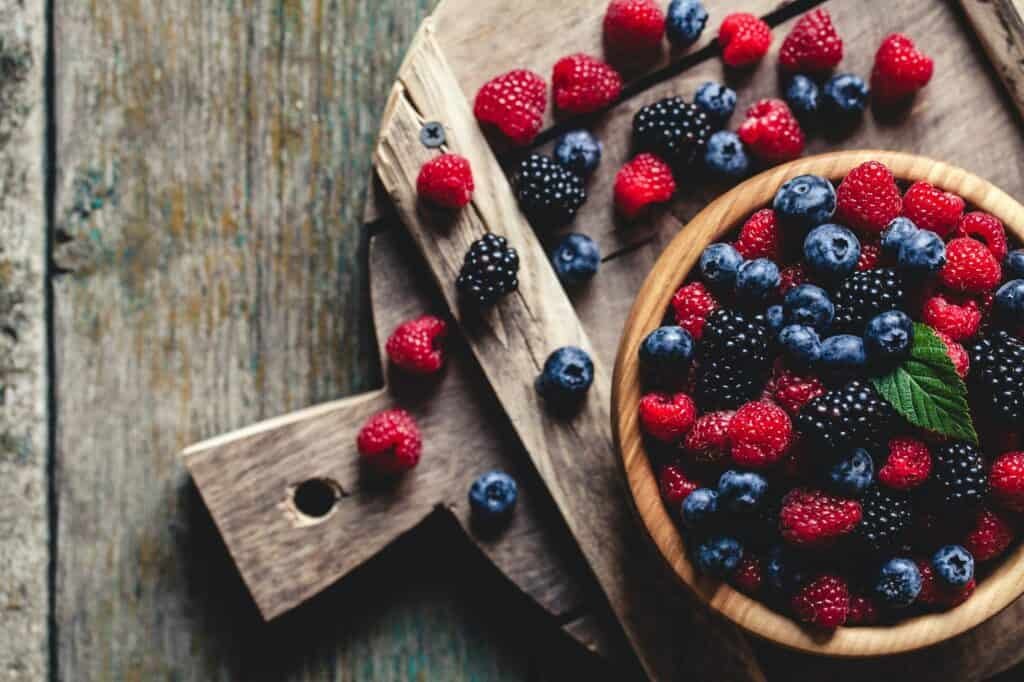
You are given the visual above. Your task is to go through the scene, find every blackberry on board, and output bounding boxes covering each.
[831,268,905,334]
[514,154,586,227]
[455,233,520,307]
[929,442,989,508]
[695,308,771,410]
[632,97,713,168]
[795,379,899,451]
[967,331,1024,426]
[854,486,912,554]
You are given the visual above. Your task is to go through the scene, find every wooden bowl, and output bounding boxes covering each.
[612,150,1024,657]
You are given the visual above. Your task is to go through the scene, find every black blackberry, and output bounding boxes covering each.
[831,268,905,334]
[854,486,913,553]
[795,379,899,451]
[632,97,712,168]
[695,308,771,410]
[930,442,988,508]
[514,154,586,227]
[455,233,520,307]
[967,331,1024,426]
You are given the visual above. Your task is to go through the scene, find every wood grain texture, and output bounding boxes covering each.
[959,0,1024,121]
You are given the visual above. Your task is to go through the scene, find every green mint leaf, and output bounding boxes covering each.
[870,323,978,445]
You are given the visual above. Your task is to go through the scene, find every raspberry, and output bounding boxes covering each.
[603,0,665,57]
[683,410,734,465]
[835,161,902,234]
[718,13,772,68]
[356,409,422,474]
[734,208,782,261]
[385,315,448,374]
[779,9,843,74]
[922,293,982,341]
[732,555,763,594]
[658,462,699,507]
[738,99,804,163]
[940,238,1002,294]
[933,330,970,378]
[639,392,697,443]
[902,181,965,237]
[765,369,825,416]
[728,401,793,468]
[877,437,932,490]
[871,33,934,104]
[781,489,862,547]
[671,282,718,341]
[847,595,879,625]
[779,263,810,294]
[792,574,849,629]
[964,507,1015,562]
[416,154,474,208]
[917,560,975,609]
[953,211,1009,261]
[551,54,623,115]
[857,241,881,271]
[990,451,1024,512]
[473,70,547,146]
[614,153,676,218]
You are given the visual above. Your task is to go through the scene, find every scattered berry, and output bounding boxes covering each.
[614,153,677,218]
[357,409,422,474]
[784,75,820,125]
[871,33,934,104]
[822,73,869,125]
[473,69,547,145]
[640,325,695,388]
[683,410,734,465]
[658,462,700,507]
[923,294,981,341]
[954,212,1008,261]
[738,99,805,163]
[551,54,623,115]
[666,0,709,48]
[963,507,1015,562]
[694,536,744,577]
[874,558,922,608]
[553,129,603,177]
[902,181,965,237]
[536,346,594,407]
[550,233,600,286]
[990,451,1024,512]
[515,154,586,227]
[694,81,737,126]
[779,9,843,74]
[639,392,697,442]
[804,223,861,282]
[671,281,719,340]
[633,96,712,167]
[835,161,902,234]
[385,315,448,375]
[773,174,836,230]
[935,330,970,378]
[792,574,849,629]
[704,131,750,178]
[469,471,518,523]
[416,154,474,208]
[718,13,772,68]
[699,243,744,293]
[780,488,862,547]
[604,0,666,57]
[766,369,825,415]
[455,233,519,306]
[878,437,932,490]
[940,237,1002,294]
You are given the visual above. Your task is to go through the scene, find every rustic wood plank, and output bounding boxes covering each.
[959,0,1024,121]
[0,1,48,680]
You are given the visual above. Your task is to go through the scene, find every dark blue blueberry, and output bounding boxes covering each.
[784,283,835,331]
[822,73,869,124]
[553,129,602,178]
[784,75,820,125]
[820,334,867,375]
[682,488,719,528]
[639,326,694,387]
[694,81,736,126]
[779,324,823,367]
[932,545,974,588]
[827,448,874,497]
[773,175,837,229]
[468,471,518,522]
[765,545,809,594]
[1005,249,1024,280]
[804,224,861,282]
[994,279,1024,325]
[864,310,914,362]
[735,258,781,306]
[881,217,920,257]
[699,243,744,292]
[704,131,750,178]
[875,558,922,608]
[693,536,743,578]
[717,470,768,514]
[535,346,594,406]
[765,304,785,337]
[550,233,600,285]
[666,0,709,48]
[898,229,946,274]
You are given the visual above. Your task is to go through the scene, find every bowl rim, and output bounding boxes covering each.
[611,150,1024,657]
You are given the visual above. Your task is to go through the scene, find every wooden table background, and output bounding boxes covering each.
[3,0,1024,680]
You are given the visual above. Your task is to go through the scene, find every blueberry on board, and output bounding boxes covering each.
[699,243,744,292]
[694,536,744,578]
[704,131,750,178]
[765,545,809,594]
[735,258,781,306]
[932,545,975,588]
[535,346,594,406]
[804,224,861,282]
[639,325,694,387]
[553,129,602,178]
[694,81,736,126]
[822,73,869,125]
[717,470,768,514]
[779,324,823,367]
[765,304,785,337]
[820,334,868,376]
[666,0,709,48]
[864,310,914,362]
[994,279,1024,325]
[881,217,920,257]
[898,229,946,274]
[1006,249,1024,280]
[682,488,719,527]
[784,75,820,125]
[827,448,874,497]
[784,283,835,331]
[468,471,518,523]
[875,558,923,608]
[773,175,837,229]
[550,233,600,285]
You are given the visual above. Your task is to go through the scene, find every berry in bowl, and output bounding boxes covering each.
[612,151,1024,656]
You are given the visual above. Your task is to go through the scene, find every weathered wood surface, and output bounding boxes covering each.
[959,0,1024,121]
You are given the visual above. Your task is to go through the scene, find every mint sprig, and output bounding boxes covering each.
[870,323,978,445]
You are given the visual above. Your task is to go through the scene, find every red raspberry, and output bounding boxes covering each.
[734,208,782,261]
[614,153,676,219]
[473,70,547,146]
[603,0,665,57]
[847,595,879,626]
[551,54,622,115]
[765,369,825,416]
[963,507,1015,562]
[991,451,1024,512]
[416,154,474,209]
[940,237,1002,295]
[922,293,982,341]
[658,462,699,507]
[857,241,882,271]
[779,263,810,294]
[671,282,718,341]
[835,160,903,234]
[877,437,932,490]
[732,555,763,595]
[639,392,697,443]
[917,560,975,609]
[356,409,422,474]
[902,181,965,237]
[683,410,734,465]
[953,211,1009,261]
[718,13,772,68]
[738,99,804,163]
[728,401,793,468]
[780,489,862,547]
[791,574,850,629]
[779,9,843,74]
[385,315,448,374]
[871,33,934,104]
[934,330,970,378]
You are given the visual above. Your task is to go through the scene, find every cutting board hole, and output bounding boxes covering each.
[292,478,341,521]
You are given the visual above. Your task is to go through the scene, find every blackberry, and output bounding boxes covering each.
[455,233,520,306]
[632,97,712,168]
[967,331,1024,426]
[930,442,988,508]
[695,309,771,410]
[514,154,585,227]
[795,379,899,451]
[831,268,905,334]
[854,486,912,553]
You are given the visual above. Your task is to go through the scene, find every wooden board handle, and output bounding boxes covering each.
[960,0,1024,120]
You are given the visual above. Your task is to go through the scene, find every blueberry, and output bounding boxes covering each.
[468,471,518,523]
[827,448,874,497]
[1006,249,1024,280]
[699,243,744,292]
[550,233,600,285]
[666,0,709,48]
[881,217,920,257]
[820,334,867,375]
[898,229,946,274]
[765,304,785,337]
[694,81,736,126]
[864,310,914,362]
[784,75,820,125]
[779,324,823,367]
[553,129,602,178]
[693,536,743,578]
[535,346,594,406]
[765,545,809,594]
[822,73,869,125]
[773,175,837,229]
[682,488,719,527]
[704,131,750,178]
[932,545,974,588]
[639,326,694,387]
[875,558,922,608]
[735,258,781,306]
[784,283,835,331]
[804,224,861,282]
[994,279,1024,324]
[717,470,768,514]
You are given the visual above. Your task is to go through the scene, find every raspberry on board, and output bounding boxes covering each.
[718,13,772,68]
[734,208,782,261]
[791,574,849,629]
[835,160,902,234]
[940,237,1002,295]
[778,8,843,74]
[551,54,623,115]
[473,69,547,146]
[728,401,793,469]
[614,153,676,218]
[683,410,734,465]
[990,451,1024,512]
[639,391,697,443]
[416,154,474,209]
[954,211,1009,261]
[603,0,666,57]
[738,99,805,163]
[871,33,934,104]
[385,315,448,375]
[780,488,862,547]
[902,181,965,237]
[658,462,699,507]
[877,437,932,490]
[356,409,423,474]
[963,507,1015,562]
[923,293,982,341]
[671,281,719,341]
